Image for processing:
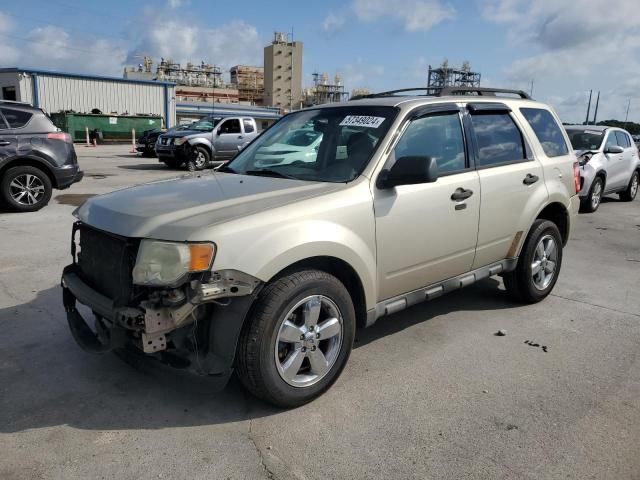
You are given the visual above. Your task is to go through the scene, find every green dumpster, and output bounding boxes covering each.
[50,113,163,143]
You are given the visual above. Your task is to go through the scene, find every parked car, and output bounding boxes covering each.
[136,124,194,157]
[254,127,322,167]
[155,116,259,170]
[62,87,579,407]
[0,100,82,212]
[565,125,639,212]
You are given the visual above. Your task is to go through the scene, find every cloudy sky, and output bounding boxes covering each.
[1,0,639,123]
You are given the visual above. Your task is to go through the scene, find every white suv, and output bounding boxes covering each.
[565,125,639,212]
[62,87,580,407]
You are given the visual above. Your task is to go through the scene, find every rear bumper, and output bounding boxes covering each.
[54,164,83,189]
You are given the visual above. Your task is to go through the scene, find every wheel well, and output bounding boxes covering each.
[0,158,56,187]
[275,256,368,329]
[536,202,569,245]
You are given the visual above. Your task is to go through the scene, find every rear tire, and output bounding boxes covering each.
[619,170,639,202]
[236,269,355,408]
[1,165,52,212]
[580,176,603,213]
[503,219,563,304]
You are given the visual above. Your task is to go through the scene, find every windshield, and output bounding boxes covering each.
[225,106,398,182]
[190,116,222,132]
[567,128,605,151]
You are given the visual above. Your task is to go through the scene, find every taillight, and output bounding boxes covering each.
[48,132,72,143]
[573,161,580,194]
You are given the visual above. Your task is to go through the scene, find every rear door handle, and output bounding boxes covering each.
[0,141,10,146]
[451,187,473,201]
[523,173,539,185]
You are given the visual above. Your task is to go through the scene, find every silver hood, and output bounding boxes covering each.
[74,172,342,240]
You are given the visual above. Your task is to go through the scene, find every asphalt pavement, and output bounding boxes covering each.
[1,145,639,479]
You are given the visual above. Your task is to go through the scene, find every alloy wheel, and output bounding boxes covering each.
[631,174,639,199]
[591,181,602,210]
[531,234,558,291]
[274,295,344,388]
[9,174,45,206]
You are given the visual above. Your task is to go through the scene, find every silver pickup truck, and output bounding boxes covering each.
[155,116,259,170]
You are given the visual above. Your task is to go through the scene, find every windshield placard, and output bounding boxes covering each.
[339,115,386,128]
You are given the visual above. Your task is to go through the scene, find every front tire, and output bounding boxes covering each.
[503,219,563,304]
[1,165,52,212]
[580,176,603,213]
[619,170,639,202]
[236,270,355,408]
[186,146,210,171]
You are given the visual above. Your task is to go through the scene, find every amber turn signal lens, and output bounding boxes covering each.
[188,243,215,271]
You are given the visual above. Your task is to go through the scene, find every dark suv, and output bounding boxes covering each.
[0,101,83,212]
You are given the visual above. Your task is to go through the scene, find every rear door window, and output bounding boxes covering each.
[470,113,527,167]
[520,108,569,157]
[243,119,255,133]
[0,108,32,128]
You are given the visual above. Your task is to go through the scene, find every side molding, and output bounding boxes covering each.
[365,258,518,327]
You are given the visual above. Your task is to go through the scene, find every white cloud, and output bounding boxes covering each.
[168,0,184,7]
[479,0,640,122]
[0,19,126,75]
[341,58,385,90]
[352,0,455,32]
[0,10,262,78]
[129,17,262,70]
[321,12,347,32]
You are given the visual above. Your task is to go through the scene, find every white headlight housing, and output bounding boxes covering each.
[174,137,188,145]
[132,240,215,286]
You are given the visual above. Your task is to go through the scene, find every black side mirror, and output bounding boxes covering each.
[605,145,624,154]
[377,156,439,189]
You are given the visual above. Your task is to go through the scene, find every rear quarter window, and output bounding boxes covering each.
[520,108,569,157]
[0,107,33,129]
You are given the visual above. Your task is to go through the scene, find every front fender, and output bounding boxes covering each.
[186,137,214,153]
[216,220,377,310]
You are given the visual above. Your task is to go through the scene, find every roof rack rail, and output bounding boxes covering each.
[351,86,532,101]
[351,87,440,100]
[438,87,531,99]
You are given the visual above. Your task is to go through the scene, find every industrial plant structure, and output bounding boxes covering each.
[427,60,481,93]
[230,65,264,105]
[302,73,349,106]
[263,32,303,110]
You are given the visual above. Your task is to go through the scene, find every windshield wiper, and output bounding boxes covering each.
[243,169,299,180]
[216,164,237,174]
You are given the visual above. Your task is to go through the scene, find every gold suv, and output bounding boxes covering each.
[62,87,580,407]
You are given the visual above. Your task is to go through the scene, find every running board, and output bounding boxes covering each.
[365,258,518,327]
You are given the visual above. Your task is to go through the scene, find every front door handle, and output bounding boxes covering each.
[238,135,244,139]
[0,141,10,146]
[451,187,473,201]
[523,173,539,185]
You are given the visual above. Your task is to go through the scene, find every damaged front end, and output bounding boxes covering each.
[61,222,261,385]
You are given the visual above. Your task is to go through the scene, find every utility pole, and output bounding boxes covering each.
[624,99,631,129]
[585,90,593,125]
[529,79,534,98]
[289,27,294,111]
[592,91,600,125]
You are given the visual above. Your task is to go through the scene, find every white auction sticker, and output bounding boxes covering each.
[339,115,386,128]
